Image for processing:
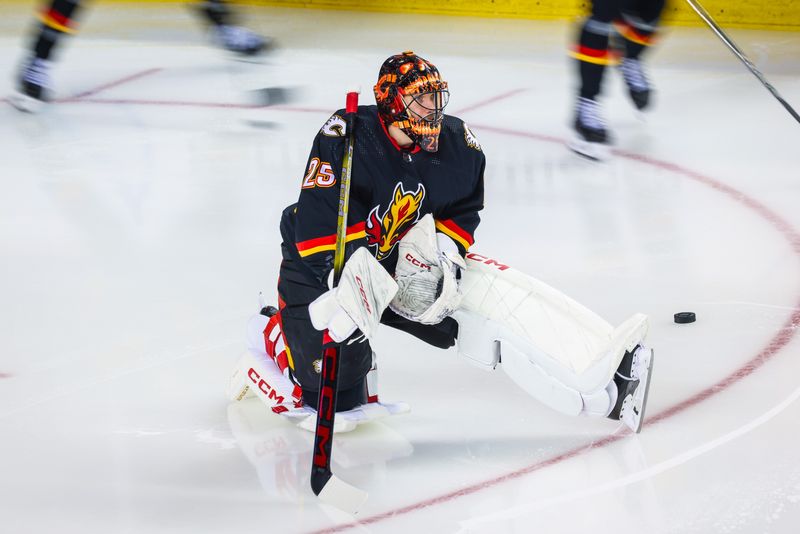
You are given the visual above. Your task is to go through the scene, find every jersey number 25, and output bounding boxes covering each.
[301,158,336,189]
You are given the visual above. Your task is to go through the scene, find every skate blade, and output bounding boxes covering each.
[567,135,611,162]
[9,91,45,113]
[631,349,654,433]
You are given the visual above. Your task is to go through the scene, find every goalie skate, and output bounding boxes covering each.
[612,345,654,433]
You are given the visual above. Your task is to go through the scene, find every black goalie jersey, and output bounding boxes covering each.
[279,104,485,300]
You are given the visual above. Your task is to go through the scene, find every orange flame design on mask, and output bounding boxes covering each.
[365,182,426,260]
[402,75,445,96]
[374,73,398,102]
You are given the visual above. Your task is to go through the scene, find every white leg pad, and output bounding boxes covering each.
[227,349,301,412]
[497,335,584,415]
[454,253,650,417]
[246,313,271,352]
[452,309,500,370]
[456,311,643,417]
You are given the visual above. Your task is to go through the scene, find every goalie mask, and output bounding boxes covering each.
[374,51,450,152]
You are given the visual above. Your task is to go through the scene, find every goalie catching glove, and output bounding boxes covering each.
[390,214,466,324]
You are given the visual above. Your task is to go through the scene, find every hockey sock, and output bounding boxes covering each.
[572,17,616,100]
[32,0,83,60]
[617,0,665,60]
[617,20,657,60]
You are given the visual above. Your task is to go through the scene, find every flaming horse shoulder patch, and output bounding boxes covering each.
[463,122,482,152]
[321,114,346,137]
[366,182,426,260]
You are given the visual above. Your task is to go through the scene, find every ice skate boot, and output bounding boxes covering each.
[212,24,273,57]
[193,1,273,57]
[608,345,654,433]
[9,57,51,113]
[568,96,611,161]
[620,57,651,111]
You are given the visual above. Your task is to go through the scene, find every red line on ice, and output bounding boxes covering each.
[453,88,528,116]
[74,98,329,113]
[308,125,800,534]
[59,68,163,101]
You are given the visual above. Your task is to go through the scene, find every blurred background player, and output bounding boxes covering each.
[568,0,666,160]
[10,0,271,112]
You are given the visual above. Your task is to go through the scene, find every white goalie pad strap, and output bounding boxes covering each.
[390,214,465,325]
[309,247,398,342]
[452,309,501,370]
[582,381,618,418]
[366,352,379,402]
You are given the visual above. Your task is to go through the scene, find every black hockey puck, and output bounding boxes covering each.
[674,312,696,324]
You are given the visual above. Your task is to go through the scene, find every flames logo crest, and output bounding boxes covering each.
[366,182,426,260]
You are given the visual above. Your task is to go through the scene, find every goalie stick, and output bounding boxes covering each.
[309,88,368,514]
[685,0,800,125]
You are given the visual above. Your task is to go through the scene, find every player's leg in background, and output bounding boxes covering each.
[567,0,622,160]
[193,0,273,56]
[616,0,666,110]
[10,0,86,112]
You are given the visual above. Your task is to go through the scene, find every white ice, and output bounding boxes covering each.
[1,4,800,533]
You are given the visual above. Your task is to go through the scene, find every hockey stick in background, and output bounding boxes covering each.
[685,0,800,124]
[246,86,298,107]
[309,88,368,514]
